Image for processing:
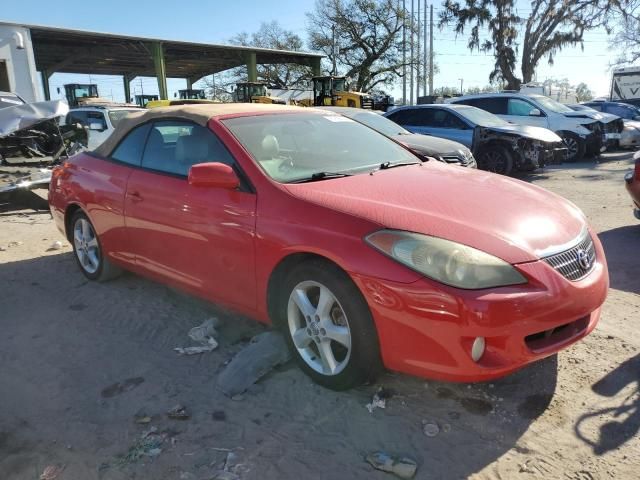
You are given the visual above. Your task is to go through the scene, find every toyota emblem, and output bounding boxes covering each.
[576,249,591,270]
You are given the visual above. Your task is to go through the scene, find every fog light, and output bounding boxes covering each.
[471,337,485,362]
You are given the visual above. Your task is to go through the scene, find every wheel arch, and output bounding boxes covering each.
[63,203,84,243]
[266,252,352,324]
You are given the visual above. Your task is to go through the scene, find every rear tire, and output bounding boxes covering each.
[275,259,382,390]
[70,211,121,282]
[477,146,514,175]
[560,132,585,162]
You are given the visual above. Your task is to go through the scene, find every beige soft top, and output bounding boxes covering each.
[93,103,308,157]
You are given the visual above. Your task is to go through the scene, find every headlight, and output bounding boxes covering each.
[365,230,527,289]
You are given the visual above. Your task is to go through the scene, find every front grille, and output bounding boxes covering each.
[542,233,596,281]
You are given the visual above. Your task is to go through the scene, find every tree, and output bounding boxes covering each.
[201,21,311,99]
[440,0,627,90]
[307,0,408,91]
[610,1,640,65]
[576,82,593,102]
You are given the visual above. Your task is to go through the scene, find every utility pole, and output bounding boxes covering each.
[331,24,337,76]
[139,77,144,96]
[410,0,414,105]
[429,4,434,95]
[423,0,427,95]
[459,78,463,95]
[402,0,407,105]
[416,0,421,102]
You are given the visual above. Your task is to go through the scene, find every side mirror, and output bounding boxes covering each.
[88,122,104,131]
[529,108,542,117]
[188,162,240,189]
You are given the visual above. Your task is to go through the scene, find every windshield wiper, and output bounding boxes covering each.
[370,160,422,174]
[290,171,354,183]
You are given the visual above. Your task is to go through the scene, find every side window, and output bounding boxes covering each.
[142,121,234,176]
[387,110,421,125]
[66,110,88,126]
[606,104,633,119]
[110,123,151,165]
[86,111,108,131]
[465,97,508,114]
[508,98,538,116]
[586,103,602,111]
[432,110,467,129]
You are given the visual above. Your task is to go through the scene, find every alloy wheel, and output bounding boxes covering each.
[287,280,352,376]
[73,217,100,274]
[482,150,507,174]
[563,136,578,160]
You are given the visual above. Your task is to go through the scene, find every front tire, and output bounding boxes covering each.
[477,146,514,175]
[560,132,585,162]
[276,259,382,390]
[71,211,121,282]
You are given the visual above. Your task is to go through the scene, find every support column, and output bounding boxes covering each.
[186,77,193,89]
[310,57,321,77]
[123,74,133,103]
[244,51,257,82]
[151,42,168,100]
[41,70,51,101]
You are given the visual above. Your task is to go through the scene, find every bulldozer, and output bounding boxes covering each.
[312,76,374,109]
[235,82,286,105]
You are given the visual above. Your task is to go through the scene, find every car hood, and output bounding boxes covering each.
[392,133,468,156]
[563,110,619,124]
[284,162,586,264]
[484,124,562,142]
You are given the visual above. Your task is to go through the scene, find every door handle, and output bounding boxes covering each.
[127,191,143,202]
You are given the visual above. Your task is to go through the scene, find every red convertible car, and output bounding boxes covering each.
[49,104,609,390]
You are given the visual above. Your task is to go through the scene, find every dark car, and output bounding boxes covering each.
[583,101,640,121]
[319,106,476,167]
[384,104,565,175]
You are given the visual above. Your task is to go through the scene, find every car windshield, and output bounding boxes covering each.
[532,95,574,113]
[455,106,509,126]
[346,111,410,136]
[108,109,140,127]
[223,112,419,183]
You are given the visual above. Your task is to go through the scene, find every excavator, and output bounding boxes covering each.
[311,76,374,109]
[235,82,286,105]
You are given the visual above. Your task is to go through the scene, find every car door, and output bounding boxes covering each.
[501,97,550,129]
[124,120,257,309]
[387,108,473,147]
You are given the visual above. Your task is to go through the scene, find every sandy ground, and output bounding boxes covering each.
[1,153,639,480]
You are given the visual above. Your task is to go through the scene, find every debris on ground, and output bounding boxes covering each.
[47,240,63,251]
[366,387,394,413]
[365,451,417,479]
[217,331,291,397]
[40,464,65,480]
[115,428,168,466]
[422,421,440,437]
[134,411,152,424]
[174,317,219,355]
[167,404,190,420]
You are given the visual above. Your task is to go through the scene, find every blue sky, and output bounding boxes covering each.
[1,0,619,102]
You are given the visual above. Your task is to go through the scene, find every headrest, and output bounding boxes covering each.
[261,134,280,158]
[176,132,209,164]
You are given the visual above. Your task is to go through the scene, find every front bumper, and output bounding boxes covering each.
[620,126,640,148]
[351,232,609,382]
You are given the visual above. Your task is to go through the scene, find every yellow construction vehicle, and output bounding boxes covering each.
[235,82,286,105]
[312,76,374,109]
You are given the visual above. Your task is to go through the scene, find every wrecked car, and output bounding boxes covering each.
[0,96,85,211]
[0,96,86,165]
[384,104,565,175]
[449,93,623,161]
